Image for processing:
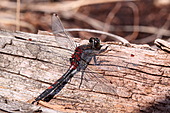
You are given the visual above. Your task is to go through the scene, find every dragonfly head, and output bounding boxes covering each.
[89,37,101,50]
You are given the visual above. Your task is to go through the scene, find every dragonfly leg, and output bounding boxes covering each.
[93,55,99,65]
[99,45,109,53]
[93,45,109,65]
[78,71,85,88]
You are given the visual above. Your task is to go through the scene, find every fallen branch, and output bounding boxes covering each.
[0,30,170,112]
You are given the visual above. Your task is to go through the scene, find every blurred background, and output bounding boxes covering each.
[0,0,169,45]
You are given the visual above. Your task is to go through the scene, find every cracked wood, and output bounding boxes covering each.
[0,30,170,113]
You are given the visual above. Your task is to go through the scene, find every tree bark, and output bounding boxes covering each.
[0,30,170,113]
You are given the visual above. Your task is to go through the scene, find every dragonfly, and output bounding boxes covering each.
[32,14,116,104]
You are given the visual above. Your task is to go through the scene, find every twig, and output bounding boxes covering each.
[0,18,36,32]
[64,12,170,38]
[0,0,137,13]
[100,3,122,40]
[71,12,111,30]
[123,2,139,41]
[65,28,129,44]
[156,14,170,39]
[111,25,170,36]
[37,28,129,44]
[133,34,157,44]
[134,14,170,44]
[16,0,20,31]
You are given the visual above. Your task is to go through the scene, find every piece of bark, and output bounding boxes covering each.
[154,39,170,53]
[0,95,64,113]
[0,30,170,113]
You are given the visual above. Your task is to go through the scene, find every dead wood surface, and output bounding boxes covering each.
[0,30,170,113]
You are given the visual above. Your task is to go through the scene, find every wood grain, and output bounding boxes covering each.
[0,30,170,113]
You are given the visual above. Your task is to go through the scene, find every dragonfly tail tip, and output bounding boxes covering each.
[31,100,38,105]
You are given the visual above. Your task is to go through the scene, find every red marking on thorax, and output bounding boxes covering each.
[72,47,83,60]
[70,61,78,69]
[70,47,83,69]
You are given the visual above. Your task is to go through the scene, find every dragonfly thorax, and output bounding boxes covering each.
[70,37,102,70]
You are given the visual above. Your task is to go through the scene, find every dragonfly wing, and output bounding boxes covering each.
[25,14,78,78]
[71,67,117,96]
[85,68,117,95]
[51,14,76,50]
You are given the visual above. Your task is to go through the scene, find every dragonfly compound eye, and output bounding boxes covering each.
[89,37,100,44]
[89,37,95,43]
[95,38,100,44]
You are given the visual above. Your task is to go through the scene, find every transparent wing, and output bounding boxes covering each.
[24,14,79,76]
[83,68,117,95]
[51,14,76,51]
[67,63,117,96]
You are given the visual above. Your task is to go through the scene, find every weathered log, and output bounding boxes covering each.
[0,30,170,113]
